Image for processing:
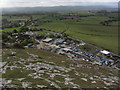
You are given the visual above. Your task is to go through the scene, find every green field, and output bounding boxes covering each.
[35,15,119,54]
[2,11,119,54]
[2,27,20,32]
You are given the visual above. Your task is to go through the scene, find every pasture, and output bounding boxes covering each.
[35,15,119,54]
[2,10,119,54]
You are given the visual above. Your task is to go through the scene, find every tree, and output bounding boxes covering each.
[8,35,12,40]
[20,39,29,46]
[2,42,9,48]
[2,32,8,40]
[47,33,54,38]
[20,26,29,32]
[13,29,18,33]
[63,33,69,37]
[32,27,37,31]
[13,43,24,48]
[30,16,33,21]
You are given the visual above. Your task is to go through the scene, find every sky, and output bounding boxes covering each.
[0,0,119,8]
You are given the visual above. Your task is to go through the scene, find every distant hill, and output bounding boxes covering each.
[2,2,118,14]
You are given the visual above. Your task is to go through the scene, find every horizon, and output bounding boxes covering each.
[0,0,119,8]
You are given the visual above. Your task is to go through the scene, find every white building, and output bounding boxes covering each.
[43,38,53,43]
[100,50,110,55]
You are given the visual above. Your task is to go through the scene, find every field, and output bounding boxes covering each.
[2,10,119,54]
[2,48,119,88]
[34,15,118,54]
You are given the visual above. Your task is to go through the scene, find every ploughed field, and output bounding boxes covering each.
[1,48,119,88]
[2,11,119,54]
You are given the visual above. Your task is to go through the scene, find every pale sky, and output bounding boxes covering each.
[0,0,119,8]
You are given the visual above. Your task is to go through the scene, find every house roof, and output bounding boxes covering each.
[79,42,86,46]
[63,48,72,51]
[57,39,64,43]
[100,50,110,55]
[43,38,52,42]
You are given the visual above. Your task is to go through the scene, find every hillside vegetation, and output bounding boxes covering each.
[2,48,119,88]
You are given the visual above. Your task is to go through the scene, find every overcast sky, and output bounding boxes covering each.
[0,0,119,8]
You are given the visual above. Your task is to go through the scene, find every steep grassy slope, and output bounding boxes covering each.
[2,48,119,88]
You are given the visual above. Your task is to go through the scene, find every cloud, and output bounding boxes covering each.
[0,0,119,8]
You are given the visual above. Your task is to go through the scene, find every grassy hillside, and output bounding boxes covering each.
[2,48,119,88]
